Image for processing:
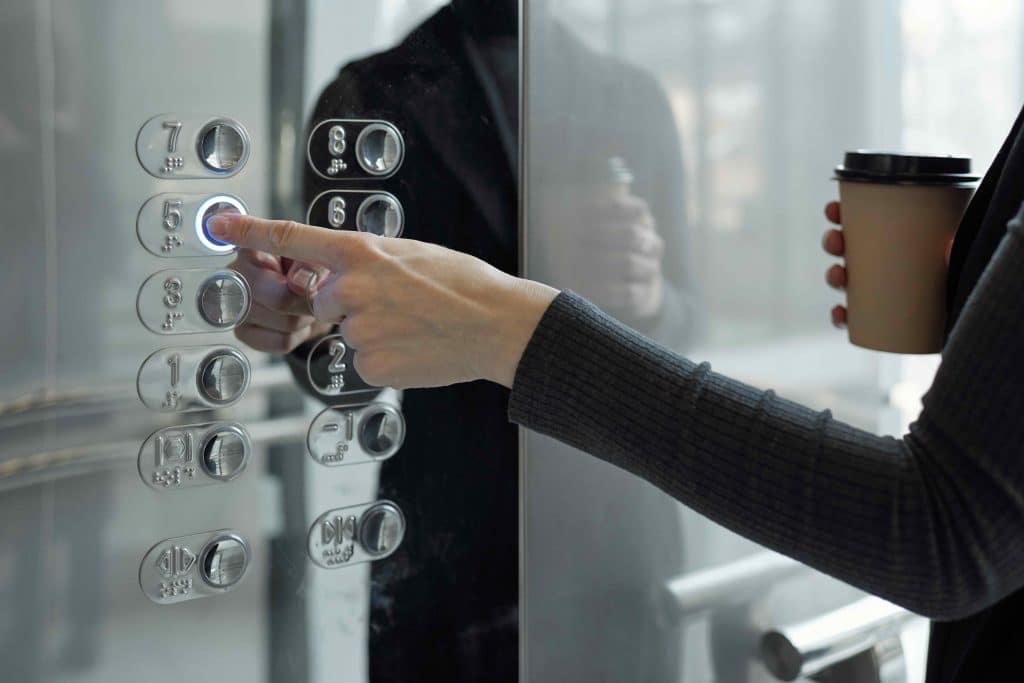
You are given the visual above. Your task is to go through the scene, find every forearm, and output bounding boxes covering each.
[507,219,1024,620]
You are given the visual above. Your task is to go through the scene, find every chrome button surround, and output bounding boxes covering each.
[199,534,250,589]
[136,114,251,179]
[139,422,251,489]
[137,345,252,413]
[197,271,250,328]
[355,193,404,237]
[306,118,405,180]
[198,349,250,405]
[197,120,249,173]
[306,401,405,467]
[200,426,250,481]
[137,268,251,335]
[358,502,405,558]
[139,529,251,604]
[307,500,406,569]
[355,121,404,176]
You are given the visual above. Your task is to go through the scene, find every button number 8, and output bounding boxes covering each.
[328,125,346,157]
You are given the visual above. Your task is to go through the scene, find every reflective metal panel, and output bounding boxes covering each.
[2,1,512,682]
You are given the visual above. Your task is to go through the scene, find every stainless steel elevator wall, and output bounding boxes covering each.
[0,2,276,681]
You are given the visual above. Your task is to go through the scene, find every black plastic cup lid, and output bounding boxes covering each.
[835,151,979,185]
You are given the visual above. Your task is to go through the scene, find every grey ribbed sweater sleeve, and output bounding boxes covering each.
[509,207,1024,621]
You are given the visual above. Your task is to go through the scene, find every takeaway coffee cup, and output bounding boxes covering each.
[834,151,978,354]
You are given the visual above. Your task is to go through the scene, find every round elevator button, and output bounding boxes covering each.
[359,405,405,458]
[201,427,249,481]
[195,194,247,252]
[198,121,248,173]
[358,502,405,558]
[197,271,250,328]
[355,194,404,237]
[355,123,403,176]
[200,534,249,588]
[198,351,250,404]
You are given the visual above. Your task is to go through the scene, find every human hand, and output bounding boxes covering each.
[545,193,665,319]
[210,215,559,389]
[822,201,955,328]
[227,248,333,353]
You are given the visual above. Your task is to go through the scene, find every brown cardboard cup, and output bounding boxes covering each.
[835,152,977,354]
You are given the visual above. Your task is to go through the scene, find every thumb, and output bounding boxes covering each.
[945,238,955,268]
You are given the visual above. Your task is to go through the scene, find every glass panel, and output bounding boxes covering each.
[523,1,1022,681]
[0,1,517,682]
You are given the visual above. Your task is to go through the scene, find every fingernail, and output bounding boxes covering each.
[288,266,315,290]
[207,215,231,238]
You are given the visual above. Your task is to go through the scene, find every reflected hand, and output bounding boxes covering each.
[822,201,956,329]
[228,248,333,353]
[574,195,665,319]
[211,215,559,388]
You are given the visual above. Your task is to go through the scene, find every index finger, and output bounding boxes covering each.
[208,213,355,267]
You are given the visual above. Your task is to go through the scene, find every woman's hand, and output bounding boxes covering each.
[227,248,333,353]
[539,190,665,320]
[210,214,559,389]
[573,194,665,319]
[822,201,955,328]
[822,201,849,328]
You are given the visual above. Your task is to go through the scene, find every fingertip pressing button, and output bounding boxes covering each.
[196,195,246,252]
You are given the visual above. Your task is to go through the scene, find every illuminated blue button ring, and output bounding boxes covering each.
[196,195,247,253]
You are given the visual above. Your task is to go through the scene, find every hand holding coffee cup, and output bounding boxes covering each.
[829,152,978,353]
[823,202,955,327]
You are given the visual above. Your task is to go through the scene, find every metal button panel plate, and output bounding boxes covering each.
[137,345,251,413]
[136,114,251,179]
[306,190,405,237]
[139,422,251,490]
[307,501,406,569]
[137,193,247,257]
[307,402,405,467]
[306,119,405,180]
[304,333,380,398]
[140,530,251,604]
[137,268,251,335]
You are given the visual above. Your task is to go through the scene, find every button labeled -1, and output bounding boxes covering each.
[307,402,405,467]
[137,268,251,335]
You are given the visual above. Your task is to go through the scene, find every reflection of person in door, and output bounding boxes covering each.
[524,7,703,683]
[230,1,699,681]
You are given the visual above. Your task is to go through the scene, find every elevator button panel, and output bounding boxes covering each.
[137,345,251,413]
[137,268,251,335]
[140,530,251,604]
[307,190,405,237]
[307,119,405,180]
[136,114,251,179]
[305,333,379,398]
[137,193,246,257]
[139,422,251,490]
[307,501,406,569]
[307,402,405,467]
